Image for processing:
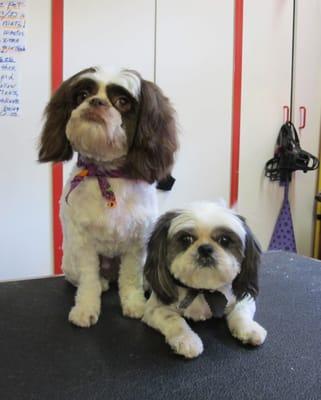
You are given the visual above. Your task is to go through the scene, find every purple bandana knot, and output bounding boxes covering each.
[65,155,129,208]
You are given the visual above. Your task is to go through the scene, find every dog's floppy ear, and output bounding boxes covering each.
[38,67,96,163]
[232,216,261,300]
[144,211,179,305]
[128,79,178,183]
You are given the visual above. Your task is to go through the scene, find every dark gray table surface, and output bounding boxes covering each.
[1,251,321,400]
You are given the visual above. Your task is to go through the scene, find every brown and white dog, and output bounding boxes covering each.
[38,67,178,327]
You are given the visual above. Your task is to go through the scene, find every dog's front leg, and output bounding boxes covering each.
[226,295,267,346]
[143,297,203,358]
[68,247,102,328]
[118,245,146,319]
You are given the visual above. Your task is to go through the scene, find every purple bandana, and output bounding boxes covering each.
[65,155,133,208]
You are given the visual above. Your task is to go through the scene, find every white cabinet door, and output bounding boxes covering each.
[291,0,321,256]
[155,0,234,212]
[238,0,293,251]
[63,0,156,182]
[63,0,155,79]
[0,0,51,280]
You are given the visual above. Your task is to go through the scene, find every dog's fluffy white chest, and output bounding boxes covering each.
[61,166,158,255]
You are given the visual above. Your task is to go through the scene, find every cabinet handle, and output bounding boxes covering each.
[299,106,306,129]
[283,105,289,123]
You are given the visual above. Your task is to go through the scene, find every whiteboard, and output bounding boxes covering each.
[0,0,51,280]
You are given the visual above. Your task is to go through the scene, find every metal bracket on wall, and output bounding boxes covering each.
[283,105,290,123]
[299,106,307,130]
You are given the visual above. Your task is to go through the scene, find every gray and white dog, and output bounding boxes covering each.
[143,201,267,358]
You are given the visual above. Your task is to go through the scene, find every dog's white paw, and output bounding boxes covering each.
[121,295,146,319]
[231,321,267,346]
[68,303,100,328]
[168,332,204,358]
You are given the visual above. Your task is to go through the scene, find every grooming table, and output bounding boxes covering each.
[1,251,321,400]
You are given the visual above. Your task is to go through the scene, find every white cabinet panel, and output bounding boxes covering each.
[238,0,293,251]
[155,0,234,212]
[291,0,321,255]
[63,0,155,182]
[63,0,155,79]
[0,0,51,280]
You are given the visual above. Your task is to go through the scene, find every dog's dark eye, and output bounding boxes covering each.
[76,90,90,105]
[113,96,131,112]
[217,235,232,248]
[179,234,195,247]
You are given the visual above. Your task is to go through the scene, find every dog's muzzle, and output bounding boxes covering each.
[82,97,109,123]
[197,244,216,267]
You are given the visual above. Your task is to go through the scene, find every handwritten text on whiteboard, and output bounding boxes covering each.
[0,1,26,53]
[0,56,19,116]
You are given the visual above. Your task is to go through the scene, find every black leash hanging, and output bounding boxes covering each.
[265,121,319,183]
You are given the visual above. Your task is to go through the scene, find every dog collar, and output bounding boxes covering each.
[65,155,133,208]
[172,275,228,318]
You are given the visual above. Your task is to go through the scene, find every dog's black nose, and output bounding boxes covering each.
[89,97,108,107]
[198,244,214,257]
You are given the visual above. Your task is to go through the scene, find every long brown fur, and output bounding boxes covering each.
[38,67,96,163]
[127,79,178,183]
